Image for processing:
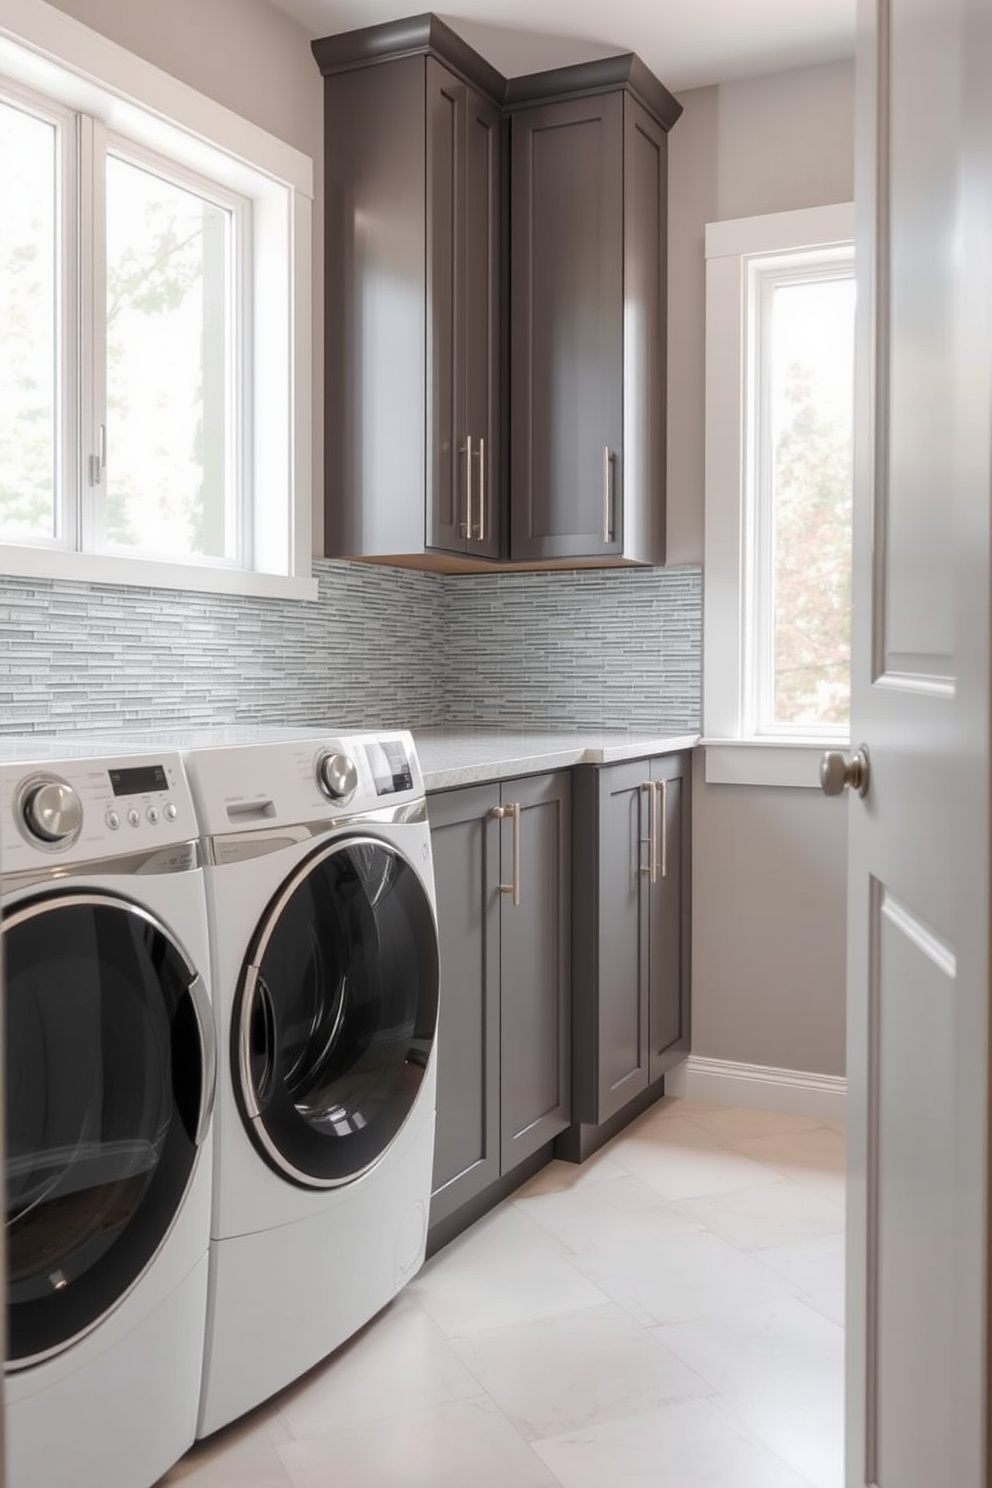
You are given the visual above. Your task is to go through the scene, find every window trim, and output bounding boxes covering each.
[0,0,316,601]
[703,202,855,787]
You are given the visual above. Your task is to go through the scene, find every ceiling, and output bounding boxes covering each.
[267,0,855,93]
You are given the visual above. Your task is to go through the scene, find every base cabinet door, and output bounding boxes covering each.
[573,753,690,1129]
[428,783,501,1224]
[429,773,571,1229]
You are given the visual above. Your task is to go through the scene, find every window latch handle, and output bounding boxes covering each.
[89,423,106,486]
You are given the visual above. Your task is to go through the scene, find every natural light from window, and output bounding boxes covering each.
[0,98,58,544]
[758,272,855,733]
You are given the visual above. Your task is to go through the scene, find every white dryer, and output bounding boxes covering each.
[180,729,439,1436]
[0,742,216,1488]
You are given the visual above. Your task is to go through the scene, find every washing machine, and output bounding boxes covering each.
[0,740,216,1488]
[178,728,439,1436]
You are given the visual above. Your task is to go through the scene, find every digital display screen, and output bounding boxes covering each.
[367,740,413,796]
[109,764,169,797]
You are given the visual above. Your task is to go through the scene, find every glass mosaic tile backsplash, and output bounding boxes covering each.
[0,559,701,735]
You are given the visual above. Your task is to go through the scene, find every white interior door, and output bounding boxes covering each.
[845,0,992,1482]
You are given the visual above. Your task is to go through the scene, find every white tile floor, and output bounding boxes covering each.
[160,1099,845,1488]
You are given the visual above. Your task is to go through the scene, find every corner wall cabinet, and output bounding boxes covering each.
[427,772,571,1233]
[312,16,681,571]
[569,752,691,1154]
[507,68,679,563]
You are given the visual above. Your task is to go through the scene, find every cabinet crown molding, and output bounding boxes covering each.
[311,12,682,130]
[311,12,505,104]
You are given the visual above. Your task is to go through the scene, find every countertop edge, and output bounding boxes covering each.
[416,732,699,792]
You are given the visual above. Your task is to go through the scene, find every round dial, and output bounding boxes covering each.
[21,778,83,846]
[316,752,358,802]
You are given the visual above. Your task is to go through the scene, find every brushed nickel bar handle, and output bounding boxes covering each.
[638,781,656,884]
[492,801,521,907]
[460,435,473,539]
[657,778,668,879]
[603,445,612,543]
[477,435,485,542]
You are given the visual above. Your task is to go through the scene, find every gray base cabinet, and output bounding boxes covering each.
[429,772,571,1229]
[571,753,690,1129]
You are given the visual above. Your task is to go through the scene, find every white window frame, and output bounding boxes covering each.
[703,202,855,788]
[0,0,316,601]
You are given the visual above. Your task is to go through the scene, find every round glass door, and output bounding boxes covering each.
[4,891,209,1368]
[236,835,439,1187]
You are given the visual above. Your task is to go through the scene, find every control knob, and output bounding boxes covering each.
[21,778,83,846]
[316,751,358,802]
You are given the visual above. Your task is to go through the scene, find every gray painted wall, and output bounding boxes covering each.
[670,60,855,1078]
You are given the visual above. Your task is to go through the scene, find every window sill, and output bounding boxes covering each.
[701,738,850,789]
[0,544,319,602]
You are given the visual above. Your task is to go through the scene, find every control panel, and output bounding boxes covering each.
[0,751,195,873]
[183,730,424,838]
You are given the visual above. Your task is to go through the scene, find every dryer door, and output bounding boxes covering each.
[235,835,439,1187]
[3,891,213,1368]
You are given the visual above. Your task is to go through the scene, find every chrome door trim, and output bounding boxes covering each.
[2,839,201,893]
[2,890,215,1370]
[234,831,437,1189]
[206,799,428,866]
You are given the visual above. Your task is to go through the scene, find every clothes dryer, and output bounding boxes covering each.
[179,729,439,1435]
[0,741,216,1488]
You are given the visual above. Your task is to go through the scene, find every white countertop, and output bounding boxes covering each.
[412,728,699,791]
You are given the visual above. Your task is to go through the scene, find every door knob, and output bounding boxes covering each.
[820,745,871,798]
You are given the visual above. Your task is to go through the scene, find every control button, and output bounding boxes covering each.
[164,802,178,822]
[146,805,160,825]
[21,778,83,846]
[127,807,141,827]
[316,751,358,803]
[105,810,121,831]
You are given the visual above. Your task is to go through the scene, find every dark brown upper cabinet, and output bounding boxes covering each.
[314,18,503,567]
[312,19,682,571]
[507,72,679,564]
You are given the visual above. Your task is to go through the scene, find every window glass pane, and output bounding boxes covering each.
[769,274,855,728]
[105,153,232,559]
[0,100,58,542]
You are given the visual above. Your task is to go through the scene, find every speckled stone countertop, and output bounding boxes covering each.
[412,728,699,791]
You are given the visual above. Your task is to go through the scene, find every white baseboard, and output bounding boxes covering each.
[665,1055,846,1122]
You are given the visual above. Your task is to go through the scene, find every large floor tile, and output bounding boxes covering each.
[571,1230,801,1326]
[607,1118,784,1200]
[657,1297,844,1488]
[451,1301,713,1442]
[514,1172,705,1254]
[409,1237,609,1338]
[731,1128,847,1205]
[679,1106,828,1146]
[273,1293,482,1440]
[159,1410,292,1487]
[532,1397,812,1488]
[754,1231,846,1327]
[513,1150,629,1198]
[275,1397,562,1488]
[677,1176,845,1252]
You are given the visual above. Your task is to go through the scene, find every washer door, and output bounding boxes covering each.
[235,835,439,1188]
[3,891,213,1369]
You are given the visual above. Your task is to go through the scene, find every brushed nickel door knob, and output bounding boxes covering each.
[820,745,871,798]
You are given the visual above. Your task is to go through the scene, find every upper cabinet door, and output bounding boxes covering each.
[462,88,502,559]
[426,61,468,554]
[426,61,502,558]
[509,93,625,562]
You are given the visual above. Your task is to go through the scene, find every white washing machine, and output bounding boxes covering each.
[178,728,439,1436]
[0,741,216,1488]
